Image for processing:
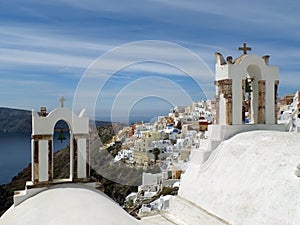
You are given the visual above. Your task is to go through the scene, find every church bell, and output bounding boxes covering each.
[245,78,253,93]
[57,128,67,143]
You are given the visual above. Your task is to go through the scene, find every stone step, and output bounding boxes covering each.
[168,196,231,225]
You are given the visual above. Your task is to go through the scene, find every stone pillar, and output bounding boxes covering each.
[86,139,90,178]
[242,79,245,124]
[33,140,39,183]
[215,96,220,125]
[248,90,252,123]
[73,137,78,180]
[48,140,53,181]
[274,80,279,124]
[31,134,52,183]
[258,80,266,124]
[226,97,233,125]
[73,134,90,179]
[215,79,233,125]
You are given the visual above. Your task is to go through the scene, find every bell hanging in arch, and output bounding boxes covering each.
[57,128,67,143]
[245,78,253,93]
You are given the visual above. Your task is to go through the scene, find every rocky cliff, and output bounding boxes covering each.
[0,108,31,133]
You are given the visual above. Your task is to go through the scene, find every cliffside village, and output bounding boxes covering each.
[102,90,300,216]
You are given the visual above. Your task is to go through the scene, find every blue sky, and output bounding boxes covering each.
[1,0,300,122]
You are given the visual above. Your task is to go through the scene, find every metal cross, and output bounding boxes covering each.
[238,43,251,55]
[59,96,66,107]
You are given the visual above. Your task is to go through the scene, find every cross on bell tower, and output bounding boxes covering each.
[238,43,251,55]
[59,96,66,107]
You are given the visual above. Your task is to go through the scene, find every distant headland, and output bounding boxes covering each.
[0,108,31,133]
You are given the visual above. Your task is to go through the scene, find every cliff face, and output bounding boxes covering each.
[0,108,31,133]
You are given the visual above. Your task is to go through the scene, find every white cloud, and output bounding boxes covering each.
[0,25,115,70]
[83,40,214,80]
[0,48,92,69]
[151,0,299,28]
[0,25,113,51]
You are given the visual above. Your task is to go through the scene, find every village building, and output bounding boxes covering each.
[281,90,300,132]
[279,93,295,112]
[114,149,134,163]
[292,90,300,118]
[132,130,160,165]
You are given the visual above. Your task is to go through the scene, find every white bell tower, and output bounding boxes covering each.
[203,44,285,156]
[214,43,279,125]
[30,97,90,185]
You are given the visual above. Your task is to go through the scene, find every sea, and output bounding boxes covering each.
[0,133,31,185]
[0,132,70,185]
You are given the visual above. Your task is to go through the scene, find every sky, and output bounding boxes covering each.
[1,0,300,122]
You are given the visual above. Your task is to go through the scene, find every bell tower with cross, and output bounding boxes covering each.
[214,43,279,125]
[30,96,90,186]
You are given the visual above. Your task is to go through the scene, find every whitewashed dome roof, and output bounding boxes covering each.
[0,183,140,225]
[179,131,300,225]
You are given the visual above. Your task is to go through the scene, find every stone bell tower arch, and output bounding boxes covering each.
[214,43,279,125]
[31,97,90,185]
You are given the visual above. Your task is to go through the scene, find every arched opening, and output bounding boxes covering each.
[242,65,264,124]
[53,120,71,180]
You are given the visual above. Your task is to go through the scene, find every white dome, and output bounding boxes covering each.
[0,183,140,225]
[179,131,300,225]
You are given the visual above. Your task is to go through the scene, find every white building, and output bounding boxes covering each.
[114,149,133,162]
